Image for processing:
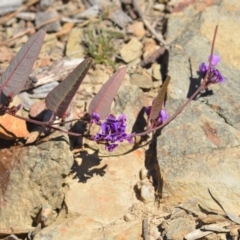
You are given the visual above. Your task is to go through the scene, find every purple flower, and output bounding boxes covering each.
[199,54,225,84]
[209,55,220,66]
[92,113,133,152]
[90,112,101,125]
[145,106,168,124]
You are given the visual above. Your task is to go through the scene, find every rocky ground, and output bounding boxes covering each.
[1,0,240,239]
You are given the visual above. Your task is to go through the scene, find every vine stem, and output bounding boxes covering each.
[4,25,219,141]
[132,83,205,137]
[132,25,218,137]
[6,112,83,137]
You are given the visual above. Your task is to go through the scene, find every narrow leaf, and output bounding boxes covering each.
[88,67,126,119]
[45,58,92,118]
[0,30,45,101]
[149,76,170,121]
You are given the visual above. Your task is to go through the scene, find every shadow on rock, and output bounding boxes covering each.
[70,149,107,183]
[187,59,213,99]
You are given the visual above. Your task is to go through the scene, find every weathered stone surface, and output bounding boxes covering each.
[66,28,85,58]
[158,100,240,215]
[157,0,240,215]
[131,73,153,90]
[128,21,146,39]
[0,132,73,234]
[65,148,145,225]
[34,216,103,240]
[120,37,143,63]
[34,215,142,240]
[113,84,149,134]
[35,10,61,32]
[0,96,29,140]
[166,217,195,240]
[0,113,29,140]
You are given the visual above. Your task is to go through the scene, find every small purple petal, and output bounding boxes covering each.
[208,54,220,66]
[199,63,208,74]
[91,112,101,124]
[106,143,118,152]
[145,106,151,116]
[160,109,168,122]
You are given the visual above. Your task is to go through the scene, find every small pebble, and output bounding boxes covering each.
[140,183,155,203]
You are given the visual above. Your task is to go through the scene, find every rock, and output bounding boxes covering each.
[75,5,100,19]
[113,84,148,134]
[66,28,85,58]
[34,216,103,240]
[120,37,143,63]
[16,12,36,21]
[0,132,73,234]
[36,204,56,227]
[0,96,29,140]
[0,46,14,63]
[153,3,165,11]
[40,0,54,9]
[131,73,153,90]
[29,101,47,119]
[0,113,29,140]
[64,147,145,225]
[37,34,59,63]
[109,8,132,28]
[35,10,61,32]
[152,63,162,81]
[165,217,195,240]
[140,182,155,203]
[157,0,240,215]
[29,81,59,99]
[0,0,22,16]
[157,99,240,215]
[18,92,32,111]
[35,216,142,240]
[143,38,158,60]
[128,21,146,39]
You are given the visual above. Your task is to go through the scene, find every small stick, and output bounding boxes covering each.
[0,0,39,25]
[142,218,149,240]
[133,25,219,137]
[132,0,167,46]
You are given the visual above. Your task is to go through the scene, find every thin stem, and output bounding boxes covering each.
[205,25,218,84]
[133,25,219,137]
[132,83,205,137]
[6,112,82,137]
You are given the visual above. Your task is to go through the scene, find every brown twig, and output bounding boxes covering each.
[132,0,167,46]
[142,218,150,240]
[0,8,86,46]
[0,0,39,25]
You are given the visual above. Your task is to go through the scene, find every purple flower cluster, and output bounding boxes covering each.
[199,54,225,84]
[91,113,133,152]
[145,106,168,124]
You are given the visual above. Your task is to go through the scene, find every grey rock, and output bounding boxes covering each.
[113,84,147,133]
[18,92,33,111]
[131,73,153,90]
[109,8,132,29]
[0,0,22,16]
[0,132,73,233]
[35,10,61,33]
[40,0,54,9]
[16,12,36,21]
[29,81,59,99]
[158,99,240,214]
[120,38,143,63]
[75,5,100,19]
[157,0,240,215]
[165,217,195,240]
